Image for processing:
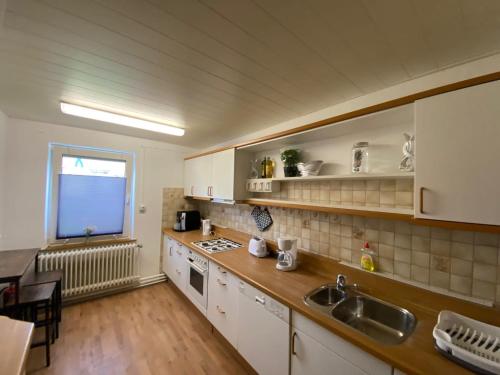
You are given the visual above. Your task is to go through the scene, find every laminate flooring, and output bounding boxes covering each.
[27,282,251,375]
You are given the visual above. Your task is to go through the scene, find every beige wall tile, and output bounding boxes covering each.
[412,235,430,253]
[450,275,472,295]
[474,232,498,246]
[412,251,430,267]
[340,248,351,262]
[452,230,474,244]
[341,190,353,203]
[411,265,429,284]
[380,191,396,206]
[378,258,394,273]
[430,239,451,256]
[431,227,451,240]
[366,180,380,191]
[395,234,411,249]
[472,280,496,300]
[341,180,353,191]
[395,247,411,263]
[451,258,473,277]
[352,180,366,190]
[365,191,380,206]
[430,270,450,289]
[378,244,394,259]
[396,179,413,192]
[474,245,498,265]
[396,192,413,207]
[353,190,366,205]
[450,242,474,260]
[379,231,395,246]
[395,261,411,278]
[473,263,497,283]
[380,180,396,191]
[431,255,450,272]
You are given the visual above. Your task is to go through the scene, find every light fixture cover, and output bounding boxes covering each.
[60,102,184,136]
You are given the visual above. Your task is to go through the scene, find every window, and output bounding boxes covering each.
[46,145,135,243]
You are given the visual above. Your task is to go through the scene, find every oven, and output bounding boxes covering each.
[186,249,208,315]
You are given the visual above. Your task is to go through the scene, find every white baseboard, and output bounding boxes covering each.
[139,273,167,286]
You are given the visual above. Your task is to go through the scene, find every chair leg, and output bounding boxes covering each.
[45,301,51,367]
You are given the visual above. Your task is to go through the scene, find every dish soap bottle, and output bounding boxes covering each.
[360,242,375,272]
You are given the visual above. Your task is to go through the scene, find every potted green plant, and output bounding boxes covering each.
[280,149,300,177]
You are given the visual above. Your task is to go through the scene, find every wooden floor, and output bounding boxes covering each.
[27,282,251,375]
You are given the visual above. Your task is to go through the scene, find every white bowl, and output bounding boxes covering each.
[297,161,323,176]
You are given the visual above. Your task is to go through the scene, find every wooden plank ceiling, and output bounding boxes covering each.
[0,0,499,147]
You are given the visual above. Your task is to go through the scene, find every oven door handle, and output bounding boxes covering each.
[187,260,207,274]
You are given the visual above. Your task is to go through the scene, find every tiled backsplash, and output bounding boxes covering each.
[162,187,197,228]
[198,201,500,306]
[259,178,414,209]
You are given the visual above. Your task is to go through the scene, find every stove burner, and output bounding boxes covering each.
[191,237,243,254]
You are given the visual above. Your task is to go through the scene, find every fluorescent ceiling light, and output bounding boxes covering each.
[60,102,184,136]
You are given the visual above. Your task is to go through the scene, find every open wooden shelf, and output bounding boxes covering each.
[260,172,414,182]
[243,198,414,221]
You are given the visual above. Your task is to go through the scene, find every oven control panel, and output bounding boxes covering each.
[188,249,208,270]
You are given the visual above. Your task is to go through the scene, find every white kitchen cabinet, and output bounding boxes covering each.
[237,280,289,375]
[291,312,392,375]
[207,262,240,347]
[415,80,500,225]
[211,149,235,200]
[170,242,187,293]
[183,148,250,200]
[162,236,175,277]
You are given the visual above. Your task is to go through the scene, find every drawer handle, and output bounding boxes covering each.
[176,250,182,255]
[419,187,426,214]
[216,305,225,314]
[216,278,227,286]
[217,266,227,274]
[175,269,181,274]
[292,332,297,355]
[255,296,265,305]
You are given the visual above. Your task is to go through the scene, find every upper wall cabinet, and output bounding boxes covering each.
[415,80,500,225]
[184,148,249,201]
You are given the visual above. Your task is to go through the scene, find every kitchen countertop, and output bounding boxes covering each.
[163,227,500,375]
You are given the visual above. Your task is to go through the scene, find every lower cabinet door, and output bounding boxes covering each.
[171,243,187,293]
[291,327,367,375]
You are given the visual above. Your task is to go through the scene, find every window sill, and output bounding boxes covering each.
[43,238,136,252]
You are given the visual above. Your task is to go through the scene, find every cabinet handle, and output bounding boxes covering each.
[255,296,265,305]
[217,266,227,274]
[175,269,181,274]
[191,186,194,195]
[169,246,173,256]
[419,187,426,214]
[216,305,225,314]
[176,250,182,255]
[291,332,297,355]
[216,278,227,286]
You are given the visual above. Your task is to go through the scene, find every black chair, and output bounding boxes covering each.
[1,282,56,367]
[21,270,63,339]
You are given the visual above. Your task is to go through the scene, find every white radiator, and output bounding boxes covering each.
[38,243,140,298]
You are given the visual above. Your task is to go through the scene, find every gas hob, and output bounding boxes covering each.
[191,238,243,254]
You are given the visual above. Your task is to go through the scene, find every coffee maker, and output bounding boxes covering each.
[276,237,298,271]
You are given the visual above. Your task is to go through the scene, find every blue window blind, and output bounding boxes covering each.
[56,174,127,239]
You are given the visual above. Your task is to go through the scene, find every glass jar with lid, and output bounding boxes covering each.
[352,142,369,173]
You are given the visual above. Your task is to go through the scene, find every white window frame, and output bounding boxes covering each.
[46,144,135,244]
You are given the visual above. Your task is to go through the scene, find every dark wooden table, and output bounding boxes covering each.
[0,248,40,305]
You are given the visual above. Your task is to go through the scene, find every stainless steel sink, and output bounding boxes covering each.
[304,280,416,345]
[331,295,416,345]
[304,284,346,307]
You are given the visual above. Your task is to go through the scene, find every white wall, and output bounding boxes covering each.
[207,53,500,150]
[0,109,7,247]
[2,117,194,278]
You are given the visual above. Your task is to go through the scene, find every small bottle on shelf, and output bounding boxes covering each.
[260,157,267,178]
[265,157,274,178]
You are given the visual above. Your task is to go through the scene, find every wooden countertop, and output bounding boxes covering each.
[163,227,500,375]
[0,316,34,375]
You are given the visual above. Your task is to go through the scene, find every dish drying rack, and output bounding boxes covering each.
[433,310,500,374]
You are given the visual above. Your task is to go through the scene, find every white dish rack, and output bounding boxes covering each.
[433,310,500,374]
